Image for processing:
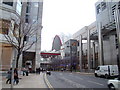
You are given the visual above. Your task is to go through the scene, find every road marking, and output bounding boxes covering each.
[88,80,104,86]
[44,73,54,90]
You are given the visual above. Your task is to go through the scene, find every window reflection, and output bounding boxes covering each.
[16,0,22,15]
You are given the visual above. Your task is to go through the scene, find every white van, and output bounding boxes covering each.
[94,65,119,78]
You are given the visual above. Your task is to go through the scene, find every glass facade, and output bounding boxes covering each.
[16,0,22,15]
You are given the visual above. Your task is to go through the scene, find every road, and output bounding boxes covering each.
[46,71,109,89]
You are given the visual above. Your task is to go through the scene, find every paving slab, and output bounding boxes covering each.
[2,73,47,88]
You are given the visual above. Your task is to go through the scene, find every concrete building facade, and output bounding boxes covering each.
[72,0,120,71]
[0,0,22,70]
[21,0,43,71]
[0,0,43,71]
[60,39,78,71]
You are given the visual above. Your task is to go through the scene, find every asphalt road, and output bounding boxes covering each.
[46,71,109,89]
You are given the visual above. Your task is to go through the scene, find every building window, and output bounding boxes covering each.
[2,1,13,6]
[34,2,38,7]
[16,0,22,15]
[0,28,9,35]
[119,1,120,9]
[96,4,101,14]
[24,35,29,41]
[77,42,79,46]
[26,6,29,13]
[101,2,106,11]
[26,2,30,13]
[0,20,10,35]
[27,2,30,5]
[77,51,79,57]
[25,15,29,23]
[112,5,116,21]
[115,34,118,49]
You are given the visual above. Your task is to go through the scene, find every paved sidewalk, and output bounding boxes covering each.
[2,73,47,88]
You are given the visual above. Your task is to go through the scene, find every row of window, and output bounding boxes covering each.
[3,2,13,6]
[96,2,106,14]
[25,15,29,23]
[2,0,22,15]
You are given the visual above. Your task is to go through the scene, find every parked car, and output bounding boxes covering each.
[107,76,120,90]
[95,65,118,78]
[46,71,51,75]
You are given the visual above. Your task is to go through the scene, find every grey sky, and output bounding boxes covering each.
[41,0,97,51]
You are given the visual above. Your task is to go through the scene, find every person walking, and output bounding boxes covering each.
[14,68,19,84]
[6,68,12,84]
[22,68,26,76]
[38,67,41,74]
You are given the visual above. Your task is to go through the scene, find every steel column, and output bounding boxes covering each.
[114,3,120,75]
[79,35,82,71]
[98,22,104,65]
[92,41,95,69]
[87,29,91,71]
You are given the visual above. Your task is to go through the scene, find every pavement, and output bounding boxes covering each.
[0,71,94,89]
[1,72,48,89]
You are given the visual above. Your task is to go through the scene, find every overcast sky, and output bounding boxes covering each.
[41,0,97,51]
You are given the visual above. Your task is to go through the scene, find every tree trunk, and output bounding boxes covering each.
[16,53,20,68]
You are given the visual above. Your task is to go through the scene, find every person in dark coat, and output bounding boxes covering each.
[14,68,19,84]
[6,68,12,84]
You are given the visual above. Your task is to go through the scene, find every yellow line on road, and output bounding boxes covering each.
[44,73,54,90]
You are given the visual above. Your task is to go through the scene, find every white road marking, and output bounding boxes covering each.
[88,80,104,86]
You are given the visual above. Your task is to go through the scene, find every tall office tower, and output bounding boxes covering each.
[21,0,43,71]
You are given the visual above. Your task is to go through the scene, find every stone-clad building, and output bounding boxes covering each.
[0,0,22,70]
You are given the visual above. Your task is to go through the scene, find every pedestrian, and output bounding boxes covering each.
[26,68,29,76]
[38,67,41,74]
[6,68,12,84]
[22,68,26,76]
[14,68,19,84]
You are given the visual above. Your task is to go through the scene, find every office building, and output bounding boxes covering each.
[0,0,22,70]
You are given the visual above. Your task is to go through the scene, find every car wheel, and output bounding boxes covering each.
[108,84,115,90]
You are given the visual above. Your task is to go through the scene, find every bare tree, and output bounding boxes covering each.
[59,32,72,43]
[3,17,42,68]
